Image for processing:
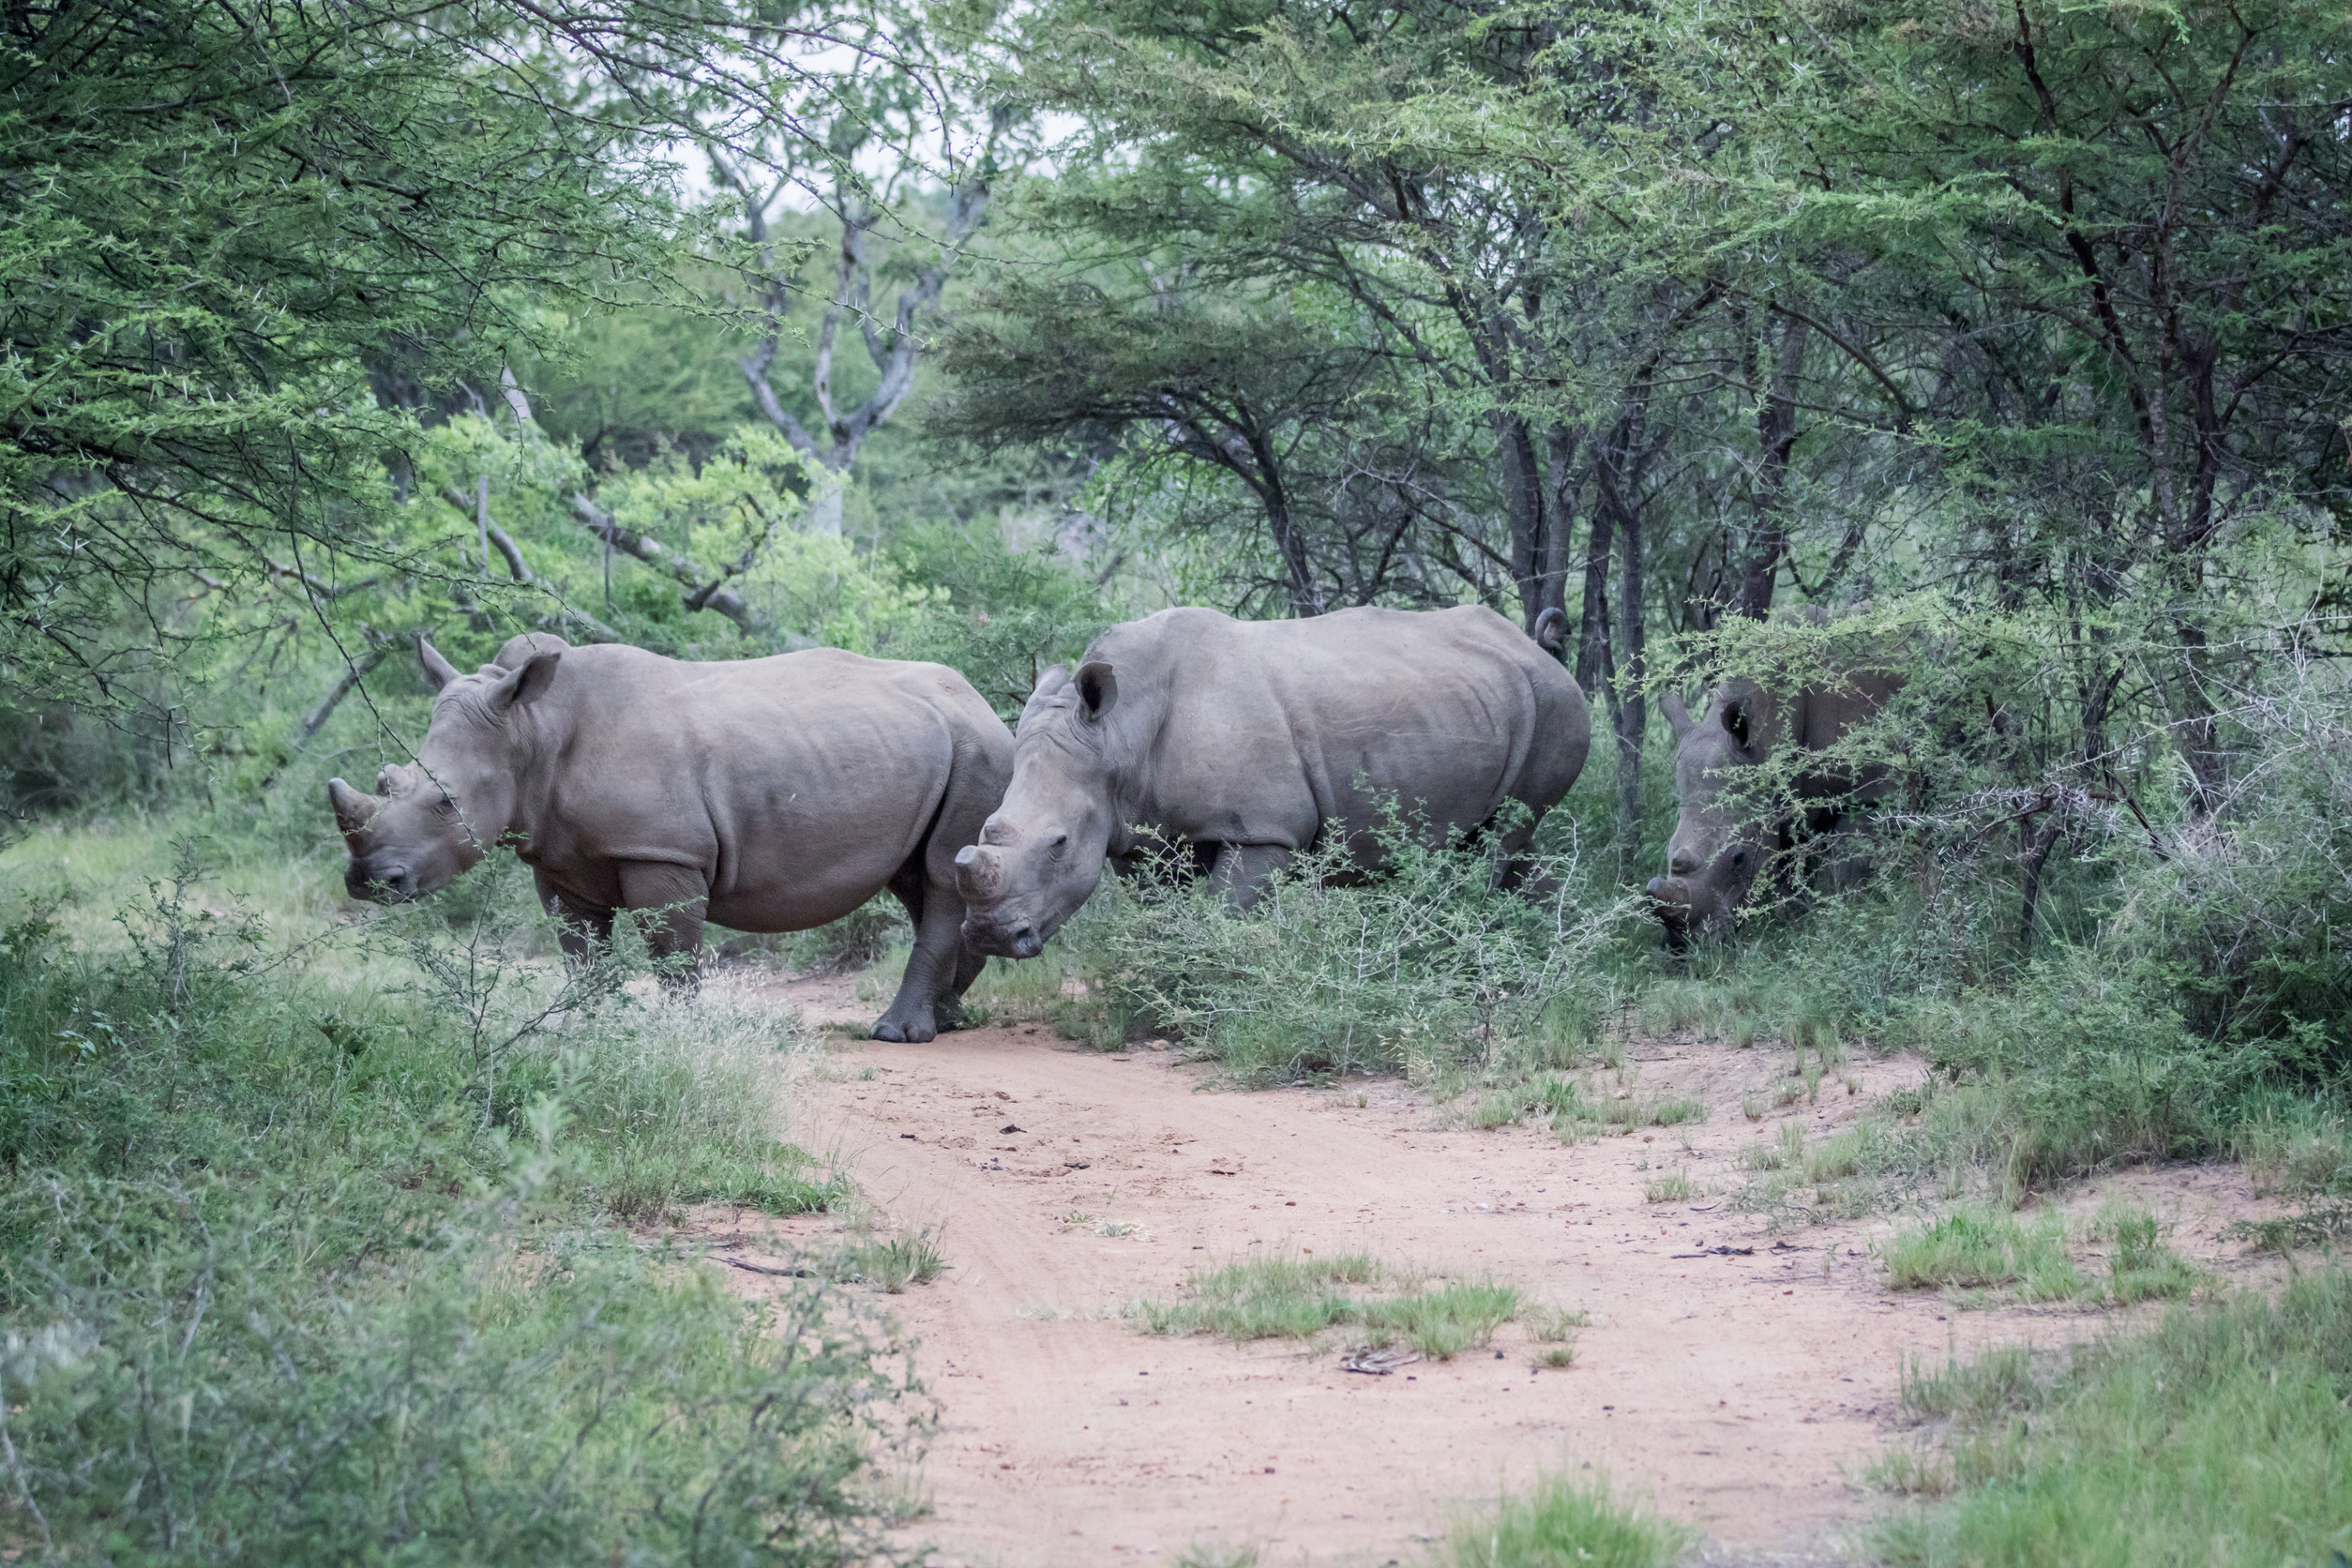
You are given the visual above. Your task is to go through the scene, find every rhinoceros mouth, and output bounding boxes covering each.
[960,912,1048,960]
[1645,874,1729,952]
[347,867,422,904]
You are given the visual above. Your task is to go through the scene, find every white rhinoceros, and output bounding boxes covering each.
[330,633,1012,1041]
[953,604,1591,958]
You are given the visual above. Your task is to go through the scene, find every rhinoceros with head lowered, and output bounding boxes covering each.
[953,604,1591,959]
[328,634,1013,1042]
[1646,661,1903,948]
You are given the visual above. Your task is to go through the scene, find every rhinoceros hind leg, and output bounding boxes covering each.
[1208,842,1294,912]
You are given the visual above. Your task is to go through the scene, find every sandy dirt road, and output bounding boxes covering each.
[703,976,2281,1568]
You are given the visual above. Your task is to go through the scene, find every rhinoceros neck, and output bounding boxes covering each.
[491,703,572,862]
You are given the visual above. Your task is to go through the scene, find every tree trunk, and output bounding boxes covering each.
[1613,492,1647,839]
[1494,412,1548,633]
[1736,308,1812,618]
[807,469,845,536]
[1539,424,1579,635]
[1574,498,1614,698]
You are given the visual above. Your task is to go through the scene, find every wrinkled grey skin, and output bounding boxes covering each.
[956,605,1591,959]
[329,634,1013,1042]
[1647,669,1901,947]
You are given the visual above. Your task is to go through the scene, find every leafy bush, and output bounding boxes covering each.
[1077,807,1628,1084]
[0,1182,905,1568]
[889,518,1111,718]
[2098,677,2352,1071]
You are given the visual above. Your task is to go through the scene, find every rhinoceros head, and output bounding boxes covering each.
[328,635,562,903]
[955,660,1121,959]
[1647,679,1777,948]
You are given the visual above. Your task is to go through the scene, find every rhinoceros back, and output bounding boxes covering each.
[1086,604,1589,856]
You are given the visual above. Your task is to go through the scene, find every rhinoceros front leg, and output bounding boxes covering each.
[873,878,967,1044]
[535,870,614,965]
[1208,842,1294,912]
[616,861,708,988]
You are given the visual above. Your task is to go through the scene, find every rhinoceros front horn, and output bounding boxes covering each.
[326,776,378,836]
[954,843,1003,901]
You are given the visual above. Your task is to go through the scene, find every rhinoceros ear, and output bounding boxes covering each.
[485,650,561,715]
[1721,696,1752,750]
[327,777,377,836]
[1075,661,1118,725]
[492,631,569,671]
[417,637,461,692]
[1661,691,1694,743]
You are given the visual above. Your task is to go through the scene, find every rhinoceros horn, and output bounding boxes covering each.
[326,776,379,836]
[953,843,1004,900]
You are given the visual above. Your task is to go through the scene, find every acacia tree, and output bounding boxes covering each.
[972,0,2351,867]
[1754,0,2352,813]
[713,12,1020,535]
[0,0,865,725]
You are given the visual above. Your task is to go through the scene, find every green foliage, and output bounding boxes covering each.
[0,0,698,716]
[2,1200,899,1568]
[1878,1273,2352,1568]
[1436,1473,1690,1568]
[890,520,1113,716]
[0,835,910,1565]
[1076,807,1628,1084]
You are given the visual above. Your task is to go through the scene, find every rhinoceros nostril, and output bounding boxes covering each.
[1009,926,1042,959]
[1646,877,1666,896]
[1667,853,1698,876]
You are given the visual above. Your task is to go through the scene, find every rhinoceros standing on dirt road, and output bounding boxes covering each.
[953,605,1591,959]
[1645,667,1903,948]
[328,634,1013,1042]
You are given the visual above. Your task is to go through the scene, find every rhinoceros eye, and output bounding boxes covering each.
[1048,834,1068,861]
[433,793,459,817]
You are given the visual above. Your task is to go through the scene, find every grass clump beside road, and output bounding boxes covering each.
[1877,1271,2352,1568]
[1134,1253,1519,1360]
[1438,1473,1689,1568]
[1885,1204,2201,1305]
[1885,1209,2087,1302]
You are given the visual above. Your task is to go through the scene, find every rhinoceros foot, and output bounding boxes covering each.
[870,1007,939,1045]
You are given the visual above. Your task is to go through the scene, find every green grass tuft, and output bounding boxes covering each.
[1643,1168,1701,1203]
[849,1228,948,1293]
[1134,1254,1517,1360]
[1884,1208,2086,1302]
[1437,1473,1689,1568]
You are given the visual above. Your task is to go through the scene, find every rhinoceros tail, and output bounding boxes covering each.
[1531,606,1567,652]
